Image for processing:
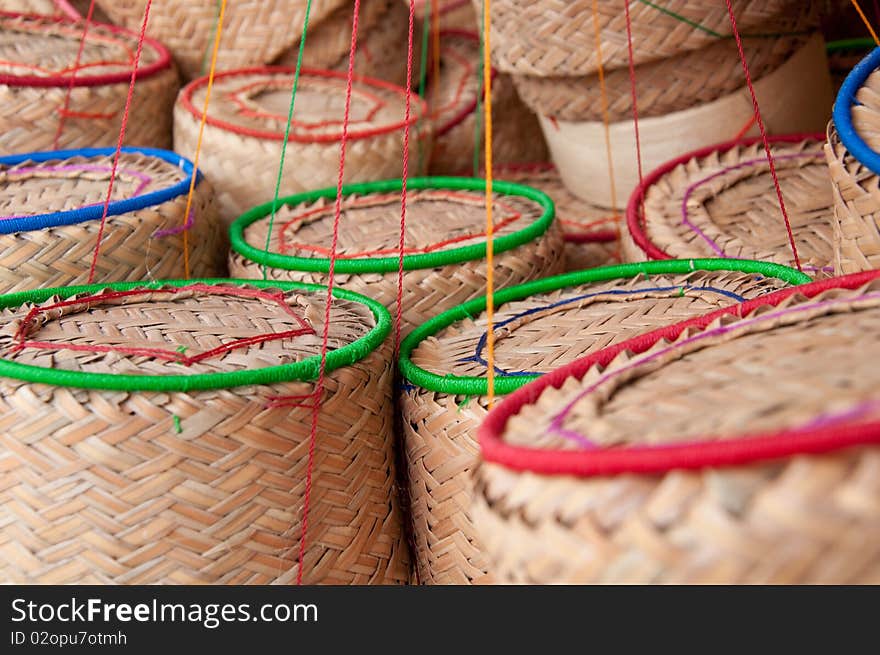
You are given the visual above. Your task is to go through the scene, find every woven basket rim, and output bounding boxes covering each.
[0,11,172,88]
[477,270,880,478]
[178,66,429,143]
[398,258,811,396]
[826,37,876,53]
[834,45,880,175]
[0,278,391,392]
[0,146,200,234]
[626,132,826,260]
[229,176,555,273]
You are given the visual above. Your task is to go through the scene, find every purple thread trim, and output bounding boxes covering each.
[0,164,153,221]
[546,290,880,449]
[151,208,194,238]
[679,151,824,262]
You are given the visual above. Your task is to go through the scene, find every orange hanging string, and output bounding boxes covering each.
[851,0,880,45]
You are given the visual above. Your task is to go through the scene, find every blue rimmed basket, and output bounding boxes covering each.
[0,146,223,292]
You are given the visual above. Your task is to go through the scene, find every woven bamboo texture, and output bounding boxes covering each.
[0,0,77,16]
[473,280,880,584]
[512,31,810,122]
[626,136,835,277]
[0,282,409,584]
[174,67,430,227]
[826,75,880,274]
[94,0,346,81]
[478,0,815,77]
[426,31,547,175]
[0,13,178,153]
[489,163,621,271]
[0,151,223,292]
[544,34,834,208]
[229,188,565,333]
[409,0,477,30]
[402,268,792,584]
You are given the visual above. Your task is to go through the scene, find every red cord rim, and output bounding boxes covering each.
[478,270,880,477]
[0,11,172,88]
[178,66,429,143]
[625,132,826,260]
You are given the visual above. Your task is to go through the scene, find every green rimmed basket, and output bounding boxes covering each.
[398,258,810,584]
[0,278,409,585]
[229,176,566,334]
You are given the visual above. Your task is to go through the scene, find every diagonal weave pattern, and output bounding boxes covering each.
[0,283,409,584]
[401,269,791,584]
[474,281,880,584]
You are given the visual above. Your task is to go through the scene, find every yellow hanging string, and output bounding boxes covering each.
[482,0,496,409]
[180,0,227,279]
[851,0,880,46]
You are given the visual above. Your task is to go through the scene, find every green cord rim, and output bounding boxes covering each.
[398,258,811,396]
[826,37,876,54]
[0,278,391,392]
[228,176,555,274]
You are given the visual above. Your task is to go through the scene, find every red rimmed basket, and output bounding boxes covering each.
[624,133,835,277]
[474,270,880,584]
[0,12,178,153]
[426,30,546,175]
[174,66,431,227]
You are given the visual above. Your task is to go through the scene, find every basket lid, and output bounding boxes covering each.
[178,66,427,143]
[0,147,200,233]
[478,270,880,477]
[627,134,834,275]
[0,12,171,87]
[833,46,880,174]
[400,259,810,397]
[230,176,555,274]
[428,30,492,137]
[0,279,389,391]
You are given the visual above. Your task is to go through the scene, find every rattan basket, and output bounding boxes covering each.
[229,177,565,334]
[0,147,223,293]
[512,31,811,123]
[426,30,547,175]
[545,34,833,208]
[0,12,178,153]
[174,66,430,228]
[477,0,813,77]
[474,270,880,584]
[398,259,810,584]
[624,134,835,278]
[94,0,346,81]
[827,46,880,274]
[0,278,409,584]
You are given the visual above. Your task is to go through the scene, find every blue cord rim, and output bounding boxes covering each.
[0,147,202,234]
[833,46,880,176]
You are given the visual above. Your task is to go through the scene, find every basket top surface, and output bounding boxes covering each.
[231,176,555,274]
[400,259,811,396]
[179,66,427,142]
[834,46,880,174]
[630,135,833,275]
[0,147,198,234]
[0,12,170,86]
[429,30,481,135]
[0,279,390,391]
[478,271,880,477]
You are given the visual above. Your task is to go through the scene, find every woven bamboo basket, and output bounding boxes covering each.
[0,147,223,293]
[624,134,835,278]
[229,177,565,334]
[0,0,79,17]
[275,0,414,88]
[412,0,476,30]
[94,0,346,81]
[477,0,812,77]
[826,46,880,274]
[174,66,431,228]
[490,163,620,272]
[544,34,834,208]
[512,31,812,123]
[399,259,810,584]
[426,30,547,175]
[473,270,880,584]
[0,12,178,153]
[0,278,409,584]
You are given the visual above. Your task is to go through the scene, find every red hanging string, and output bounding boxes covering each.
[86,0,154,284]
[724,0,802,271]
[296,0,362,586]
